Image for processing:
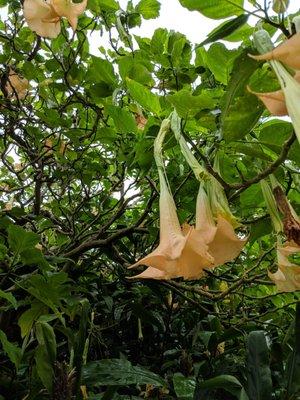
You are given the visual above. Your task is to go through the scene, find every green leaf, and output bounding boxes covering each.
[136,0,161,19]
[198,14,249,47]
[126,78,161,115]
[106,105,138,134]
[118,56,154,86]
[0,243,7,261]
[0,329,22,369]
[82,359,165,387]
[178,0,244,19]
[8,225,39,256]
[88,82,115,99]
[221,49,263,141]
[173,373,196,399]
[197,375,249,400]
[0,289,17,309]
[206,43,237,85]
[167,89,215,118]
[35,321,57,393]
[95,0,119,11]
[18,302,47,338]
[88,56,118,86]
[98,0,119,11]
[246,331,272,400]
[73,299,90,396]
[286,303,300,396]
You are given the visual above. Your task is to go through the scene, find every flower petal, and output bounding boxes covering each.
[129,179,187,277]
[179,226,214,279]
[51,0,87,31]
[208,216,247,267]
[24,0,61,38]
[248,87,288,116]
[195,184,218,243]
[269,242,300,292]
[271,61,300,145]
[249,32,300,70]
[129,266,170,280]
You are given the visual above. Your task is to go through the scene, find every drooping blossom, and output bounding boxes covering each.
[249,32,300,70]
[51,0,87,31]
[23,0,61,38]
[129,119,214,280]
[250,30,300,145]
[248,72,300,116]
[23,0,87,38]
[261,178,300,292]
[130,114,247,281]
[268,241,300,292]
[5,68,29,100]
[195,183,247,269]
[172,111,246,272]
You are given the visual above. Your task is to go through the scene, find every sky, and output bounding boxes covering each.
[117,0,299,44]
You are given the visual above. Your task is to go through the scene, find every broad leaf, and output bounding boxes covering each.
[136,0,161,19]
[35,322,57,393]
[82,359,165,387]
[0,329,22,369]
[246,331,272,400]
[126,78,161,115]
[179,0,244,19]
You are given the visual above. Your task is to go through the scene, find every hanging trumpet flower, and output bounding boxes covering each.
[171,111,247,269]
[23,0,87,38]
[247,72,300,116]
[261,178,300,292]
[129,118,214,280]
[249,29,300,145]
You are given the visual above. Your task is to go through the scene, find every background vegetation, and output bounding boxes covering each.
[0,0,300,399]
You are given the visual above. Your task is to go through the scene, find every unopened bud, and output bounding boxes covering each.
[273,0,289,13]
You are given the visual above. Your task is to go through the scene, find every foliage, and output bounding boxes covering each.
[0,0,299,399]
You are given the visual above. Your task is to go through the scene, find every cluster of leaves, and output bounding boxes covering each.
[0,0,300,399]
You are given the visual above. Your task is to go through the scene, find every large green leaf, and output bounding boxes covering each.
[7,225,49,268]
[198,14,249,47]
[178,0,244,19]
[18,302,47,338]
[167,89,215,118]
[8,225,39,255]
[0,289,17,309]
[0,329,22,370]
[136,0,161,19]
[35,322,57,393]
[106,105,137,134]
[197,375,249,400]
[126,78,161,115]
[246,331,272,400]
[88,56,118,86]
[206,43,238,85]
[82,359,165,387]
[286,303,300,396]
[173,373,195,399]
[221,49,263,141]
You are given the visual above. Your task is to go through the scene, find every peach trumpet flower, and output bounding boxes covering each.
[251,30,300,145]
[268,241,300,292]
[195,184,247,269]
[129,192,214,280]
[23,0,61,38]
[51,0,88,31]
[248,72,300,116]
[249,32,300,71]
[5,68,29,100]
[129,119,214,280]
